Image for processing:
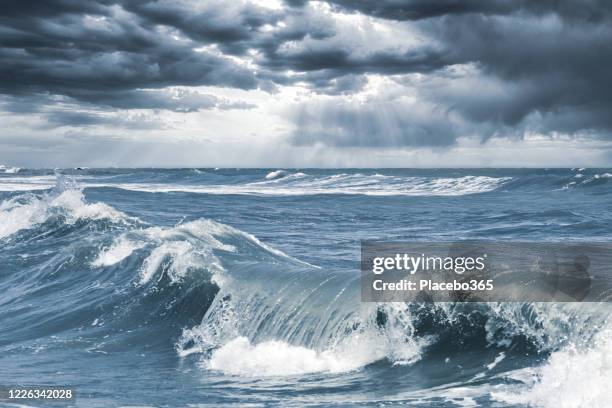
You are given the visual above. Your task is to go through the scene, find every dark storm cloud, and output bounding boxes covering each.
[0,1,111,18]
[323,0,612,22]
[121,0,281,47]
[418,12,612,137]
[324,0,507,21]
[0,0,448,101]
[261,45,452,75]
[0,0,611,146]
[296,74,369,95]
[283,0,612,146]
[0,43,256,97]
[0,0,258,101]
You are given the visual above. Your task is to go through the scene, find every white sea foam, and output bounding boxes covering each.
[493,330,612,408]
[203,303,426,377]
[135,218,313,285]
[265,169,288,180]
[0,176,56,191]
[170,218,314,268]
[91,236,145,267]
[0,164,21,174]
[0,173,511,195]
[487,303,612,407]
[86,213,309,289]
[0,195,48,239]
[181,298,426,377]
[562,172,612,189]
[136,224,229,286]
[260,171,306,183]
[81,175,510,196]
[202,320,426,377]
[0,189,134,239]
[140,241,196,284]
[51,190,130,224]
[486,351,506,370]
[205,335,384,376]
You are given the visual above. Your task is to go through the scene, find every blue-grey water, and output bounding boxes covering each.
[1,168,611,407]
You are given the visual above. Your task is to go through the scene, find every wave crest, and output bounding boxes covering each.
[494,328,612,408]
[0,188,135,239]
[0,172,510,196]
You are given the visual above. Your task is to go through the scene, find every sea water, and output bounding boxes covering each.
[1,168,611,407]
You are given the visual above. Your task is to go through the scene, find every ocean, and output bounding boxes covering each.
[0,168,611,407]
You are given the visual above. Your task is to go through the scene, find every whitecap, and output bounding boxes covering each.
[0,187,137,240]
[201,313,426,377]
[91,236,145,267]
[0,175,56,191]
[264,169,288,180]
[139,241,196,284]
[0,194,48,239]
[205,336,376,376]
[493,329,612,408]
[96,175,509,196]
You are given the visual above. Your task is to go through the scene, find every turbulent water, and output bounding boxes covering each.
[1,168,611,407]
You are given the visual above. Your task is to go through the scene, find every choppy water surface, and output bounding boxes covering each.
[1,168,611,407]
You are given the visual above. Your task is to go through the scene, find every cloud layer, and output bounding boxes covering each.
[1,0,611,163]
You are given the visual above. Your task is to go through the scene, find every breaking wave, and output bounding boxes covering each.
[1,173,611,406]
[493,328,612,408]
[2,168,612,197]
[0,171,510,196]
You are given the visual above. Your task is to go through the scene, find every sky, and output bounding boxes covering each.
[1,0,612,168]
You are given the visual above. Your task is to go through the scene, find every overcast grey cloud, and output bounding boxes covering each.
[324,0,612,21]
[291,100,457,147]
[0,0,611,165]
[0,2,259,97]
